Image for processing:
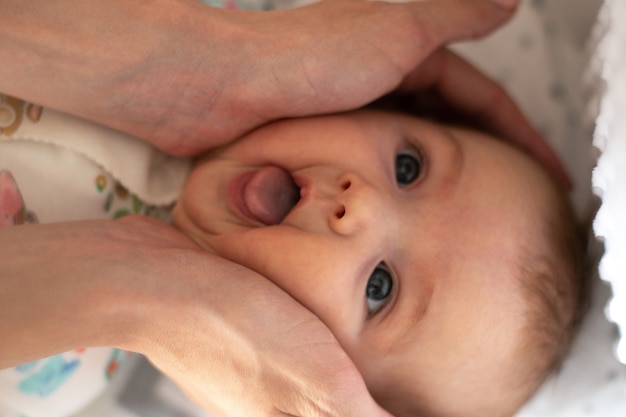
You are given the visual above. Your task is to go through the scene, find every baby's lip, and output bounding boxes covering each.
[229,166,301,226]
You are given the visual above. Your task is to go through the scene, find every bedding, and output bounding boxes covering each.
[590,0,626,365]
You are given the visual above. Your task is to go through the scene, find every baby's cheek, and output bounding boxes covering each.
[170,203,196,239]
[170,203,186,228]
[170,201,219,253]
[175,174,221,234]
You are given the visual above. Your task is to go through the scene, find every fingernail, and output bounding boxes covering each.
[491,0,519,10]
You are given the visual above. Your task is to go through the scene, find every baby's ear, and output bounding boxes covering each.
[0,170,26,226]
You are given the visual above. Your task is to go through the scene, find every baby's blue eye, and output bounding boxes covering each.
[395,153,421,187]
[367,264,393,315]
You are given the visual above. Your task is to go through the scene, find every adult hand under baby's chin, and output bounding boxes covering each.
[99,216,392,417]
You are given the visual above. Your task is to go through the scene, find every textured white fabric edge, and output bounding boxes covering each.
[590,0,626,364]
[4,108,190,206]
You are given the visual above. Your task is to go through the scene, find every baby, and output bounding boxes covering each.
[172,109,589,417]
[0,100,587,417]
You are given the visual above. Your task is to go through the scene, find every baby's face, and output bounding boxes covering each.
[174,110,557,415]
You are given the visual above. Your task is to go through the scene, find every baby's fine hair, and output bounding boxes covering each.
[406,180,592,417]
[509,185,592,414]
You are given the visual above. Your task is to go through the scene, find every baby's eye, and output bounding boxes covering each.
[366,263,393,315]
[395,152,421,187]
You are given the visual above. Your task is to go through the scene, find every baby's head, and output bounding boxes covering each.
[173,110,588,417]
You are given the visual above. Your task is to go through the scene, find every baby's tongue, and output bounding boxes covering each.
[244,166,300,225]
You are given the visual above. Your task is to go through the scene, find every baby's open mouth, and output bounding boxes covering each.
[235,166,301,225]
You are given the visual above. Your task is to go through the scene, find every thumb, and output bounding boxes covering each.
[398,0,519,45]
[359,402,396,417]
[322,373,397,417]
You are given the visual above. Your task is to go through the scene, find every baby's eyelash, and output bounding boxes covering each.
[395,146,425,187]
[366,262,394,317]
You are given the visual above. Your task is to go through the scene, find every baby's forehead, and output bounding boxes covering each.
[367,293,530,417]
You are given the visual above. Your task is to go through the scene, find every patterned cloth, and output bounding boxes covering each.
[0,98,180,417]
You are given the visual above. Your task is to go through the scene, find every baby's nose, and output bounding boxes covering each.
[329,173,381,237]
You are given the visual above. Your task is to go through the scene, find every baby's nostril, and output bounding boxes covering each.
[341,180,351,190]
[336,206,346,219]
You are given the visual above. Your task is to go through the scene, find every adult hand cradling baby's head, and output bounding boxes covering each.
[1,0,521,156]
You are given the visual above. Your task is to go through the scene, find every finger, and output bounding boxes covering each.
[399,0,520,47]
[397,48,572,189]
[362,403,395,417]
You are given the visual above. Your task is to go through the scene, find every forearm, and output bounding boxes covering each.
[0,218,275,369]
[0,217,388,416]
[0,0,249,153]
[0,222,128,367]
[1,0,163,104]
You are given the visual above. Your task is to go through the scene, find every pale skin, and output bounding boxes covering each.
[0,0,570,415]
[173,110,563,416]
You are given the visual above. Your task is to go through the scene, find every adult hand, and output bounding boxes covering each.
[1,0,519,157]
[372,47,572,188]
[0,216,392,417]
[117,217,392,417]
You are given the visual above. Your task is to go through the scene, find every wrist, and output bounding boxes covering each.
[0,222,138,366]
[86,0,263,156]
[0,1,156,105]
